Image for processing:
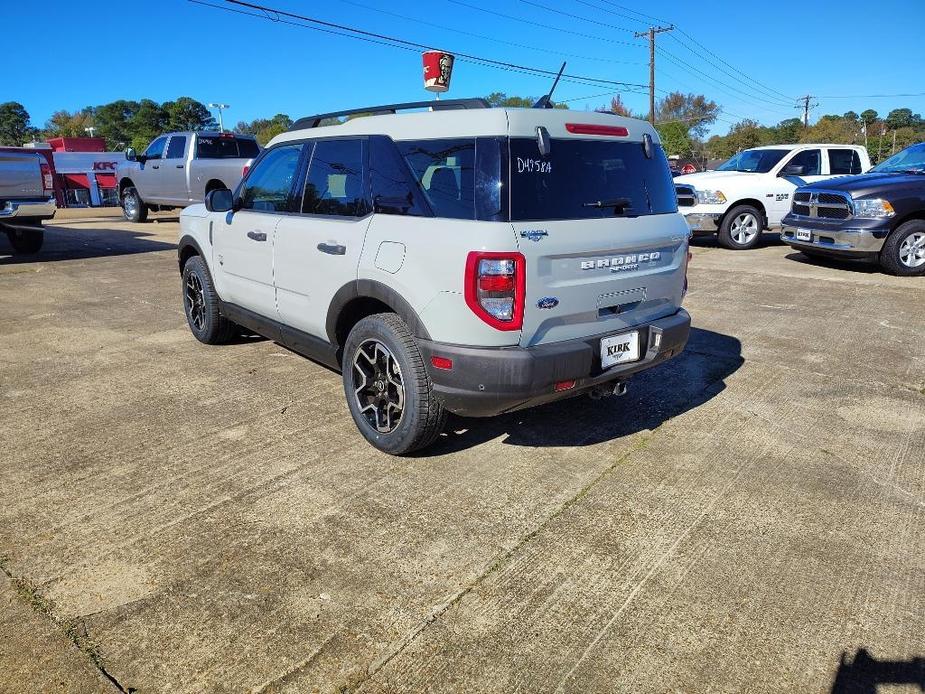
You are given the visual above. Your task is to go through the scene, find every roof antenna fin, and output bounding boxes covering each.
[533,62,566,109]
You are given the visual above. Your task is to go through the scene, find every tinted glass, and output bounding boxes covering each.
[397,139,475,220]
[237,138,260,158]
[144,137,167,160]
[787,149,821,176]
[369,136,430,216]
[509,138,677,221]
[165,136,186,159]
[302,139,367,217]
[717,149,788,173]
[871,143,925,173]
[240,144,302,212]
[828,149,861,175]
[197,136,258,159]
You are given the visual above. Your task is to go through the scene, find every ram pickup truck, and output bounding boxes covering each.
[781,142,925,276]
[117,131,259,222]
[0,147,57,254]
[675,144,871,249]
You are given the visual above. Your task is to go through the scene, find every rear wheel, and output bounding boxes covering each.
[718,205,763,250]
[5,227,44,254]
[122,186,148,223]
[182,256,235,344]
[342,313,447,455]
[880,220,925,276]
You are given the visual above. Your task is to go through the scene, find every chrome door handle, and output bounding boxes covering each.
[317,242,346,255]
[247,230,267,242]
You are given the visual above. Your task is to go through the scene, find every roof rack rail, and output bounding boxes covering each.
[289,98,491,131]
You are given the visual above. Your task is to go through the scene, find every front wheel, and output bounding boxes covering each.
[181,256,235,344]
[879,220,925,276]
[342,313,447,455]
[5,227,44,254]
[122,186,148,223]
[718,205,763,250]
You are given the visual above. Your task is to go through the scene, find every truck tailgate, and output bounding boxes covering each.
[0,150,43,199]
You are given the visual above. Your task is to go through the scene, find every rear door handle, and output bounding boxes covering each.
[317,242,346,255]
[247,230,267,242]
[152,164,159,169]
[176,164,184,169]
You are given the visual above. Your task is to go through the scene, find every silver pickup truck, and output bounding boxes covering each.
[0,148,57,254]
[117,131,259,222]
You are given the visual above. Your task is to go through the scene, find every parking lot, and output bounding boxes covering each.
[1,210,923,693]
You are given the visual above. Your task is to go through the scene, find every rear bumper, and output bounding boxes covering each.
[417,308,691,417]
[0,198,56,222]
[780,217,887,257]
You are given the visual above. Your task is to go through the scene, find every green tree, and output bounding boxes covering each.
[655,120,693,157]
[885,108,920,130]
[93,99,140,148]
[774,118,803,144]
[485,92,568,109]
[162,97,216,132]
[843,111,859,122]
[236,113,294,145]
[0,102,32,146]
[44,109,93,138]
[129,100,169,150]
[860,109,878,126]
[596,94,635,117]
[655,91,718,139]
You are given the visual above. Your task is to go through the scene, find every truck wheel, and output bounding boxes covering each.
[122,187,148,223]
[342,313,447,455]
[182,256,235,344]
[5,228,44,254]
[880,220,925,276]
[718,205,763,250]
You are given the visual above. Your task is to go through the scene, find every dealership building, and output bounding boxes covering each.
[24,137,123,207]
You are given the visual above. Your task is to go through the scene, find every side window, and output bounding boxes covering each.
[165,136,187,160]
[302,139,367,217]
[368,136,430,216]
[397,138,476,220]
[239,144,302,212]
[787,149,821,176]
[144,137,167,160]
[828,149,861,175]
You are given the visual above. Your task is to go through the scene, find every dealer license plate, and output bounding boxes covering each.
[796,228,813,241]
[600,331,640,369]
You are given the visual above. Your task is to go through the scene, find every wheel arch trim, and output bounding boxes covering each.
[326,280,431,347]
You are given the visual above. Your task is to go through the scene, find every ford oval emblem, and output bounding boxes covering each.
[537,296,559,310]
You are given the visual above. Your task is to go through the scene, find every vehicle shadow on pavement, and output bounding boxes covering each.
[690,232,787,249]
[830,648,925,693]
[0,225,176,265]
[784,251,881,275]
[424,327,743,454]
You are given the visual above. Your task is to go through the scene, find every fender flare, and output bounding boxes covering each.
[177,234,206,269]
[326,279,431,345]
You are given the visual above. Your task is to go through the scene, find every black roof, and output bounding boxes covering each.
[289,98,491,131]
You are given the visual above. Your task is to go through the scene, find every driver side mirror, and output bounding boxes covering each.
[125,147,136,161]
[780,164,806,176]
[205,188,235,213]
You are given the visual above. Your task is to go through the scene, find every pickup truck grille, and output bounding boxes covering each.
[791,191,851,220]
[675,185,695,207]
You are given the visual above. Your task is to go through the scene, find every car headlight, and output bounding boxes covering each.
[852,198,895,218]
[695,189,727,205]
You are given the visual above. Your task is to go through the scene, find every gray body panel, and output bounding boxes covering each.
[0,150,43,200]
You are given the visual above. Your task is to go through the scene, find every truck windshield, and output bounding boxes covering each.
[716,149,788,173]
[871,143,925,174]
[197,136,260,159]
[509,138,677,221]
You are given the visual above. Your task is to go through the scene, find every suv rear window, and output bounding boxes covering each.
[509,138,677,221]
[197,136,260,159]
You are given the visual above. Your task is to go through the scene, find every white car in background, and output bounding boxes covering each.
[674,144,871,249]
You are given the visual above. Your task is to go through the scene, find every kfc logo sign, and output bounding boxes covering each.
[93,161,118,171]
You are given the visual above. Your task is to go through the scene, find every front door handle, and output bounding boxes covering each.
[176,164,184,169]
[247,230,267,242]
[317,242,346,255]
[152,164,160,169]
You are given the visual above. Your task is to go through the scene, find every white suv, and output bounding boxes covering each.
[177,99,692,454]
[675,144,871,249]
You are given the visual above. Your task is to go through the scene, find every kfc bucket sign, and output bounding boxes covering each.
[422,50,454,92]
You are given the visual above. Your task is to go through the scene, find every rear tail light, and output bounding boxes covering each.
[464,251,525,331]
[565,123,629,137]
[242,164,250,179]
[40,162,53,193]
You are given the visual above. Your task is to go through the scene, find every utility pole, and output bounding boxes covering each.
[892,129,897,155]
[797,95,816,127]
[634,24,674,124]
[209,103,230,132]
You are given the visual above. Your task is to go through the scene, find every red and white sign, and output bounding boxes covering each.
[422,50,454,92]
[681,163,697,174]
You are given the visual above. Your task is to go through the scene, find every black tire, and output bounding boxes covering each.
[879,220,925,276]
[181,255,235,344]
[342,313,447,455]
[718,204,764,250]
[5,227,44,254]
[122,186,148,223]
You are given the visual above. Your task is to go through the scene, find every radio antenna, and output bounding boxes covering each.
[533,62,566,109]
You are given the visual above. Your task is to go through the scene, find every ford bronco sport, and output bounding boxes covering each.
[177,98,692,454]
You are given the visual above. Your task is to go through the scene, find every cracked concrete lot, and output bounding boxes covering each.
[1,210,923,693]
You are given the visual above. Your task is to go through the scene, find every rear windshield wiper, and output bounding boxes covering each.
[583,197,633,211]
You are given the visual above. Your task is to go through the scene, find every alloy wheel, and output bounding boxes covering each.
[124,193,137,217]
[730,212,759,246]
[353,340,405,433]
[184,273,206,331]
[899,231,925,268]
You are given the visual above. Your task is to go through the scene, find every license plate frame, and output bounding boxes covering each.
[600,330,640,369]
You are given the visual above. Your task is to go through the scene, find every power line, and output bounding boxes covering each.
[817,92,925,99]
[517,0,637,34]
[634,24,674,124]
[797,94,818,127]
[191,0,650,91]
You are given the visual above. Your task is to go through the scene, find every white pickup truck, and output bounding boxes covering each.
[674,144,871,249]
[117,131,259,222]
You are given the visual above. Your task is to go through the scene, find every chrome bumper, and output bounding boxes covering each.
[0,198,57,220]
[683,212,721,233]
[780,225,885,254]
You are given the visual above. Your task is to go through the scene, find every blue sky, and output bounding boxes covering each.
[8,0,925,137]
